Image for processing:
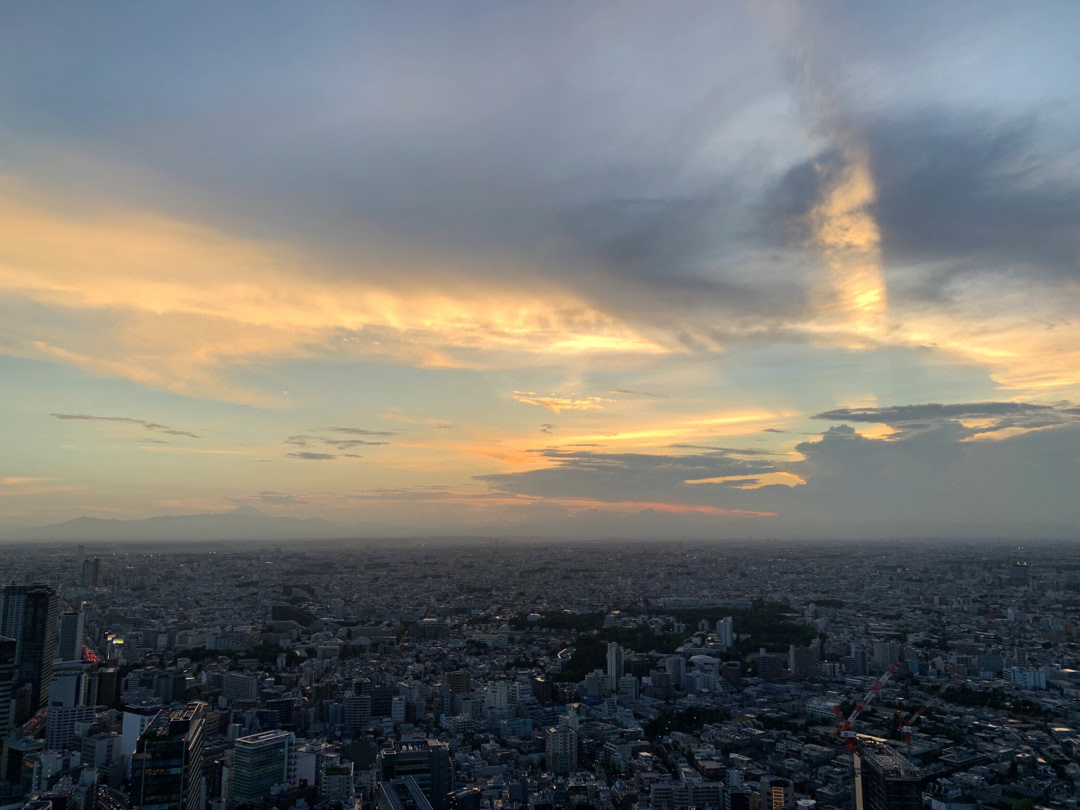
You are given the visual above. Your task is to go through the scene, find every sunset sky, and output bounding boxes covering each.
[3,1,1079,539]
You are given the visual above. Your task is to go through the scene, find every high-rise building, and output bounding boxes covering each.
[606,642,624,692]
[544,717,578,776]
[122,702,164,776]
[56,607,85,663]
[854,742,923,810]
[229,730,296,808]
[716,617,734,648]
[0,636,16,742]
[0,584,59,712]
[81,558,102,588]
[377,739,452,810]
[130,703,206,810]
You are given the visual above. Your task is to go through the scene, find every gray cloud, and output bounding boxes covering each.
[51,412,199,438]
[322,438,389,449]
[813,402,1056,424]
[286,451,336,461]
[479,448,780,503]
[325,427,396,436]
[865,112,1080,282]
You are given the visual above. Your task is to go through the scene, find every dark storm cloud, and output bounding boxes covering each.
[51,412,199,438]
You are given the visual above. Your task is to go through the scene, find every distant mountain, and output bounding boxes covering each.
[2,507,351,542]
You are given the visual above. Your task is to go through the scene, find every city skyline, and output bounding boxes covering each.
[3,1,1080,539]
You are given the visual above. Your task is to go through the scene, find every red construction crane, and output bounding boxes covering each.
[833,661,901,752]
[893,671,958,747]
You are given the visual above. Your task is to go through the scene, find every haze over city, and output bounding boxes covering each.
[2,1,1079,540]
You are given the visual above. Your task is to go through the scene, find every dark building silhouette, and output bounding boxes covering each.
[130,703,206,810]
[855,741,923,810]
[0,636,16,742]
[377,739,452,810]
[0,584,59,712]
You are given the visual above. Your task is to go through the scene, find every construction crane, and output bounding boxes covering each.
[893,670,959,748]
[832,661,901,752]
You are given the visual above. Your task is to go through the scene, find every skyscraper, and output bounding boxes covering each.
[56,607,85,662]
[0,584,59,712]
[606,642,624,692]
[81,558,102,588]
[0,636,16,743]
[130,703,206,810]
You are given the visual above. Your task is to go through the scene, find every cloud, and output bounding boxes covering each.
[322,438,388,449]
[812,401,1077,441]
[512,392,613,413]
[478,447,784,504]
[286,451,336,461]
[865,112,1080,282]
[813,402,1056,424]
[51,412,199,438]
[325,427,396,436]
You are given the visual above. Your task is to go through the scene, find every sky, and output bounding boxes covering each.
[2,1,1079,540]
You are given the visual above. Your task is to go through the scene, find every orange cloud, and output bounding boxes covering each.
[0,188,669,401]
[512,392,613,413]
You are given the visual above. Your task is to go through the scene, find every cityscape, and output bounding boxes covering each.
[1,540,1079,810]
[3,3,1080,810]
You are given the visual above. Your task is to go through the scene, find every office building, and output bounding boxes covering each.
[81,558,102,588]
[606,642,623,692]
[130,703,206,810]
[56,608,85,663]
[0,584,59,712]
[223,672,258,705]
[379,777,434,810]
[122,703,163,776]
[854,742,923,810]
[377,739,452,810]
[229,730,296,808]
[0,636,16,743]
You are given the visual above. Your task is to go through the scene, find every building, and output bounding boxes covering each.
[761,777,791,810]
[45,704,95,750]
[122,703,165,777]
[343,694,371,732]
[379,777,434,810]
[0,584,60,712]
[716,617,734,648]
[223,672,258,705]
[854,741,923,810]
[229,730,296,808]
[130,703,206,810]
[56,608,85,663]
[606,642,624,692]
[0,636,16,742]
[81,558,102,588]
[544,717,578,776]
[319,758,355,806]
[376,739,452,810]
